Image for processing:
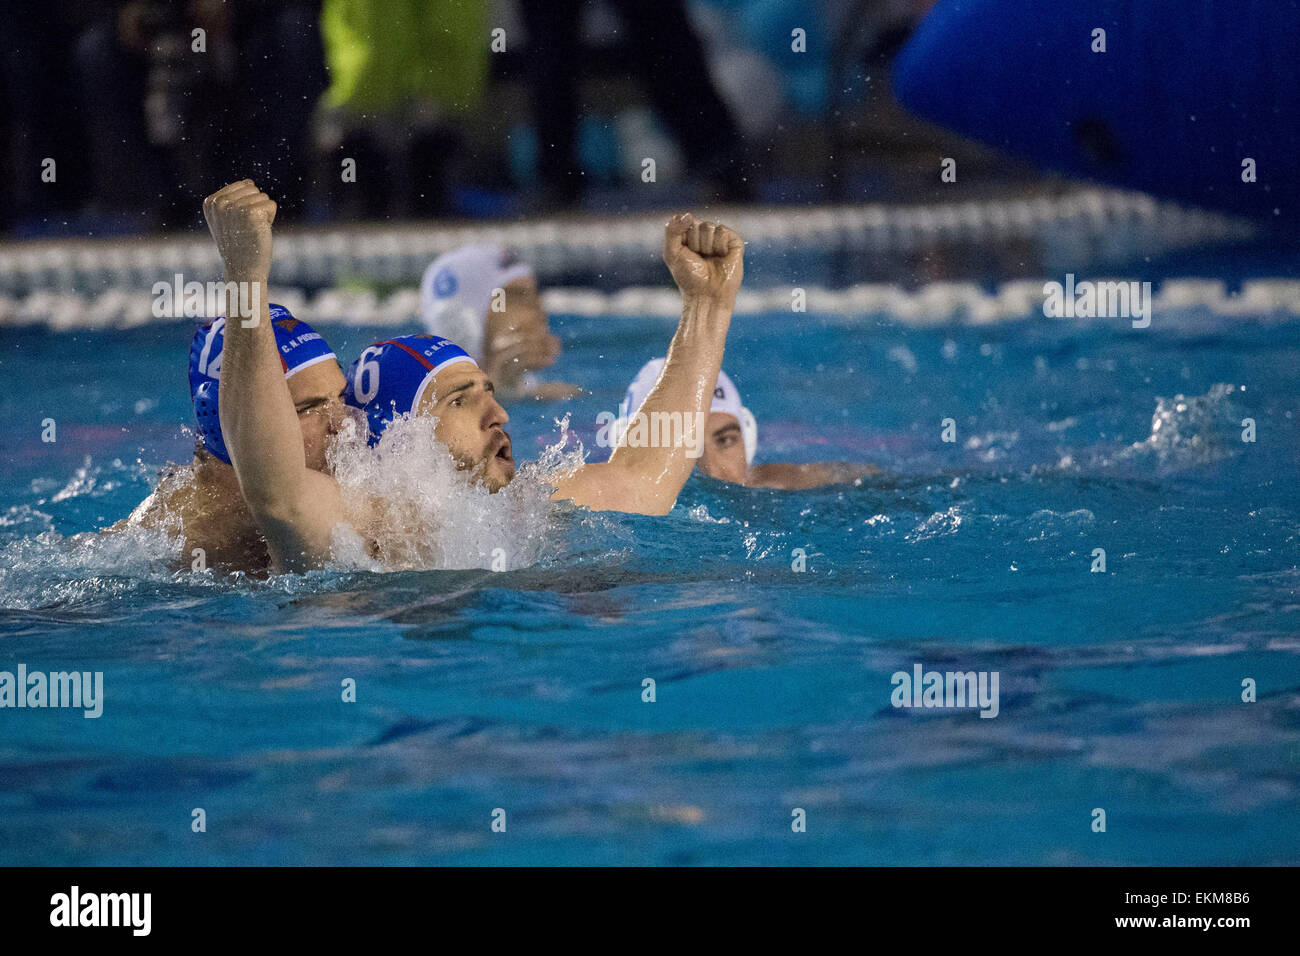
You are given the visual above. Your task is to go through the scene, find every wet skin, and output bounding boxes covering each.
[415,361,516,492]
[119,360,349,571]
[698,412,748,484]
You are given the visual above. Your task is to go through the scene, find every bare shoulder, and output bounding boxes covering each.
[119,462,271,572]
[124,463,199,528]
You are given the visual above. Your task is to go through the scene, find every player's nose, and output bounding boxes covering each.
[484,394,509,430]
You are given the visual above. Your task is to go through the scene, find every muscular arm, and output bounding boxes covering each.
[553,214,742,515]
[205,181,345,571]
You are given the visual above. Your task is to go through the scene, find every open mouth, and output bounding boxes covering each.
[494,436,514,465]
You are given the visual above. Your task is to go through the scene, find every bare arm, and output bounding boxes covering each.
[746,462,881,490]
[553,214,743,514]
[204,180,346,571]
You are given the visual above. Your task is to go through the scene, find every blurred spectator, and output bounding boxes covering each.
[318,0,490,219]
[2,1,325,234]
[518,0,753,209]
[108,0,327,223]
[71,2,185,231]
[0,2,94,234]
[0,0,941,234]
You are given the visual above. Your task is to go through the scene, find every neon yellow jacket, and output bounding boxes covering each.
[321,0,489,113]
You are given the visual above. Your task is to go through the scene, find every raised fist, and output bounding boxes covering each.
[202,180,278,280]
[662,212,745,304]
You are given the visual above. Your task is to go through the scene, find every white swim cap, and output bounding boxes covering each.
[615,357,758,465]
[419,244,534,361]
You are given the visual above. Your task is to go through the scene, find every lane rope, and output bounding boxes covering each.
[0,188,1265,329]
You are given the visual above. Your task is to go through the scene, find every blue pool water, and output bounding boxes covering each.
[1,305,1298,865]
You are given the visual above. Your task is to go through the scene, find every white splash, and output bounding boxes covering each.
[0,523,184,610]
[326,412,586,572]
[1121,383,1242,469]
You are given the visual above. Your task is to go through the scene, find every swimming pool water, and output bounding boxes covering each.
[1,306,1298,865]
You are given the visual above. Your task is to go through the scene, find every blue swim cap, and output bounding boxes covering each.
[343,333,478,445]
[188,305,338,464]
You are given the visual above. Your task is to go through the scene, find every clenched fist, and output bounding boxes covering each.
[203,180,278,280]
[662,212,744,305]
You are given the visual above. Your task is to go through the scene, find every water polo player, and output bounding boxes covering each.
[344,333,517,491]
[420,244,580,400]
[115,305,349,572]
[616,358,879,489]
[204,179,743,572]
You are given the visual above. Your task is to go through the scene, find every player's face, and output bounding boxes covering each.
[417,363,515,491]
[698,412,747,484]
[288,362,348,473]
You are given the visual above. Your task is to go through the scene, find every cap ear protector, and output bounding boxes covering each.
[192,379,231,464]
[738,406,758,466]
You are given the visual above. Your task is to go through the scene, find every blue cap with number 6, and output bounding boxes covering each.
[343,333,478,446]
